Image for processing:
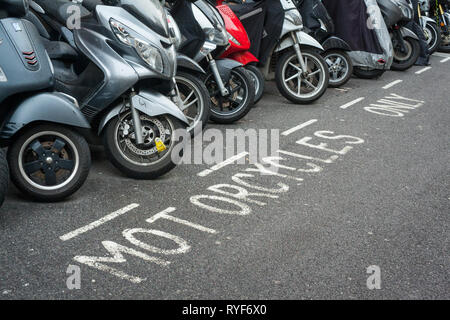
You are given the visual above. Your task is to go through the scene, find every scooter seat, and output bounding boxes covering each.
[41,37,79,61]
[34,0,90,26]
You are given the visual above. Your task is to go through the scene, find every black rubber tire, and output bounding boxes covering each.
[353,67,386,79]
[175,71,211,135]
[424,22,441,54]
[103,115,185,180]
[275,48,329,104]
[438,33,450,52]
[207,67,255,124]
[391,37,421,71]
[0,148,9,207]
[245,64,265,104]
[323,49,353,88]
[7,125,91,202]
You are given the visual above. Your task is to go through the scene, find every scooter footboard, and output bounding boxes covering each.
[0,92,90,140]
[98,89,189,135]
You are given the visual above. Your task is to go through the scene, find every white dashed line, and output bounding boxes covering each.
[281,119,318,136]
[339,97,365,109]
[383,80,403,89]
[415,67,432,74]
[432,52,450,58]
[60,203,140,241]
[440,57,450,63]
[197,152,248,177]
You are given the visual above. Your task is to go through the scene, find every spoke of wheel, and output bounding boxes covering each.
[335,57,342,66]
[288,62,302,72]
[303,78,317,90]
[297,77,301,96]
[45,170,57,186]
[181,98,198,111]
[182,90,195,105]
[52,139,66,153]
[285,72,300,83]
[309,69,321,77]
[332,71,339,79]
[58,159,75,171]
[23,161,42,175]
[186,116,195,122]
[30,140,45,156]
[326,58,334,66]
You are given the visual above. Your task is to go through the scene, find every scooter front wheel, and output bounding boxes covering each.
[245,65,265,104]
[7,124,91,202]
[391,37,420,71]
[205,67,255,124]
[323,50,353,88]
[424,22,441,54]
[103,113,185,180]
[276,48,329,104]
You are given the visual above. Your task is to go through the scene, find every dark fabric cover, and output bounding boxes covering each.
[82,0,104,11]
[230,0,284,65]
[296,0,334,43]
[170,0,206,59]
[322,0,383,54]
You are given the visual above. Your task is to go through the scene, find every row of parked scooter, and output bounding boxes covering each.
[0,0,448,207]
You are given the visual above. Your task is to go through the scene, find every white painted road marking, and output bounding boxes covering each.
[440,57,450,63]
[415,67,432,74]
[60,204,140,241]
[198,152,249,177]
[281,119,318,136]
[433,52,450,58]
[383,80,403,89]
[339,97,365,110]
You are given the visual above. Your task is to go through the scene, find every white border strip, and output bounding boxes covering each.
[281,119,318,136]
[60,203,140,241]
[383,80,403,89]
[339,97,365,110]
[198,152,249,177]
[415,67,432,74]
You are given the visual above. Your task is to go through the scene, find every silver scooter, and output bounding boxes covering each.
[29,0,190,180]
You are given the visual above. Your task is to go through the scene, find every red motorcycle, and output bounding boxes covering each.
[216,1,265,103]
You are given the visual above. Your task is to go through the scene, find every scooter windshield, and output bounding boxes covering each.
[120,0,170,38]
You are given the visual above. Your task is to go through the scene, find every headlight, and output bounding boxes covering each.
[227,32,241,46]
[110,18,164,73]
[286,10,303,26]
[204,27,228,46]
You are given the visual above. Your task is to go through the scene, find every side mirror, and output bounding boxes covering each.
[0,0,30,17]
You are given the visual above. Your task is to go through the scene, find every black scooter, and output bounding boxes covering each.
[0,0,91,202]
[295,0,353,87]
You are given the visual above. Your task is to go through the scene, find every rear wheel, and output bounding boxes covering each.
[391,37,420,71]
[323,50,353,88]
[104,113,185,180]
[353,67,386,79]
[245,64,265,104]
[0,148,9,207]
[438,31,450,52]
[7,125,91,202]
[205,67,255,124]
[275,48,329,104]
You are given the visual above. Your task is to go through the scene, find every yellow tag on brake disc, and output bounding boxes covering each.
[155,138,167,153]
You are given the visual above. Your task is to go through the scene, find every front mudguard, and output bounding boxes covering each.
[177,53,206,74]
[0,92,90,142]
[400,26,419,40]
[212,58,243,83]
[420,16,437,28]
[275,31,324,53]
[98,89,189,135]
[322,36,352,52]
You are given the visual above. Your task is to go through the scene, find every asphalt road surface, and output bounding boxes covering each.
[1,53,449,300]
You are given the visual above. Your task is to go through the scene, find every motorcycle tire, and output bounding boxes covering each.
[175,71,211,135]
[7,124,91,202]
[103,114,185,180]
[353,67,386,79]
[323,49,353,88]
[206,67,255,124]
[391,37,420,71]
[245,64,265,104]
[424,22,442,54]
[438,32,450,52]
[275,48,329,104]
[0,148,9,207]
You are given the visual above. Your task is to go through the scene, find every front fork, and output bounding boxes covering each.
[129,88,144,145]
[291,31,308,74]
[207,54,229,96]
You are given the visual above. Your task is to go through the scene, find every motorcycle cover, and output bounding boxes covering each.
[322,0,393,69]
[229,0,284,65]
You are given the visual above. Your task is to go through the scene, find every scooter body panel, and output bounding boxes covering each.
[225,51,259,66]
[0,92,91,141]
